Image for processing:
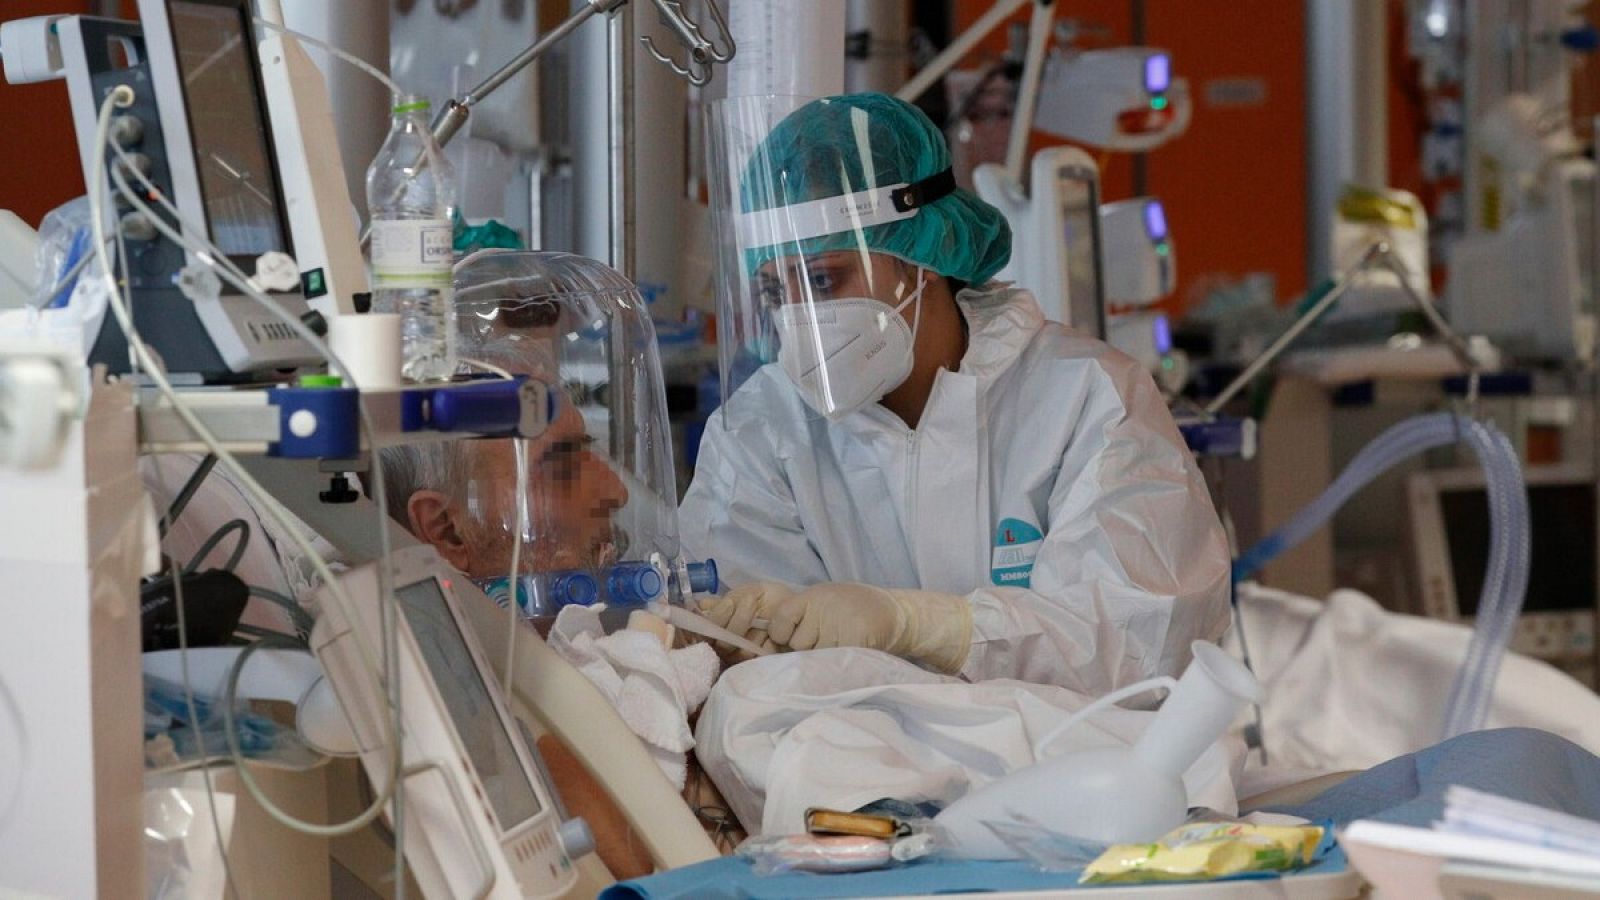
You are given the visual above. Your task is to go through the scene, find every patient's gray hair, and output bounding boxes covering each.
[372,331,558,526]
[374,439,472,525]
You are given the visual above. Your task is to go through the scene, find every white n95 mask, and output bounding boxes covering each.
[772,270,926,420]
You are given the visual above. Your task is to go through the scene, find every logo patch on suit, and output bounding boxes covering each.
[991,517,1043,588]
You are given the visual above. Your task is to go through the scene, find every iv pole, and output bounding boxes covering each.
[896,0,1057,184]
[428,0,734,152]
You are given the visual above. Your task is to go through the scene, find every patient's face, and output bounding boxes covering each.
[457,405,630,577]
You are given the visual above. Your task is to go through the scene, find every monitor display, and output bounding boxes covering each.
[396,578,543,831]
[1058,166,1106,338]
[1440,482,1596,615]
[1144,53,1171,95]
[1144,200,1169,242]
[167,1,289,258]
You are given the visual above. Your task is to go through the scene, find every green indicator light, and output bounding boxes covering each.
[299,374,343,388]
[1151,96,1169,111]
[1156,243,1171,256]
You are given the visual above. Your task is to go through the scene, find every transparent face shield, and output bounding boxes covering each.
[706,95,950,421]
[450,250,717,624]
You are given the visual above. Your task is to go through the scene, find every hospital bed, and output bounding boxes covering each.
[151,446,1600,898]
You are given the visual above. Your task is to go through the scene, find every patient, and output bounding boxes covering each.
[373,343,657,877]
[377,402,629,622]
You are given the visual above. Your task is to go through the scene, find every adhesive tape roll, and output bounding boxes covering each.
[327,313,403,390]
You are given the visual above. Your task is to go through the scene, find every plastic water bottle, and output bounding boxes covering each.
[366,95,457,382]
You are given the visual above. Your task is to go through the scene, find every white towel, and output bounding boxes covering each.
[549,605,719,788]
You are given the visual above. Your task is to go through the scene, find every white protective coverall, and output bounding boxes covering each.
[680,284,1233,692]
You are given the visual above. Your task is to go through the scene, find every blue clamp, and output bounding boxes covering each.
[1562,25,1600,52]
[413,376,557,438]
[267,386,360,458]
[1178,416,1257,460]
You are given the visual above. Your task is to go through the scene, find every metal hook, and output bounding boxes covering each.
[698,0,736,63]
[639,0,736,86]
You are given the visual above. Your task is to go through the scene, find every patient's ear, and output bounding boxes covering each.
[407,490,471,572]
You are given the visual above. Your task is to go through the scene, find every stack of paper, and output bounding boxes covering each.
[1341,786,1600,899]
[1441,786,1600,855]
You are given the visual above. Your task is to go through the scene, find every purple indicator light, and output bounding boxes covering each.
[1144,200,1168,241]
[1144,53,1171,95]
[1153,314,1173,356]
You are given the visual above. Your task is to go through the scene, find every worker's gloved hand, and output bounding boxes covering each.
[698,581,794,661]
[766,583,973,675]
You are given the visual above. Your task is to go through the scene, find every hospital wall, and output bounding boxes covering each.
[0,2,130,226]
[953,0,1310,317]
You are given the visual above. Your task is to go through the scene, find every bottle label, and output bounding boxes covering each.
[370,218,453,287]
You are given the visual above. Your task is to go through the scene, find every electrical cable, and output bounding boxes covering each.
[105,170,412,892]
[0,671,28,837]
[461,357,515,380]
[104,189,409,863]
[234,623,308,646]
[161,453,219,538]
[99,166,408,825]
[110,131,414,900]
[1206,458,1268,763]
[250,17,403,96]
[173,560,243,900]
[185,518,251,575]
[461,356,525,699]
[92,91,408,847]
[506,436,529,698]
[248,585,316,635]
[113,200,139,380]
[92,95,240,899]
[36,241,109,310]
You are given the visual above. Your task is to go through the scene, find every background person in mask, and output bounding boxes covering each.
[683,92,1232,693]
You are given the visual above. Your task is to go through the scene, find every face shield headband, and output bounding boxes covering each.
[737,168,957,253]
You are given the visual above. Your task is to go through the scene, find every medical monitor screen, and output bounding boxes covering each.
[1058,167,1106,339]
[396,578,543,831]
[167,1,290,258]
[1441,482,1596,615]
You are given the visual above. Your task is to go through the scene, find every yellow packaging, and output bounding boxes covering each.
[1080,822,1325,885]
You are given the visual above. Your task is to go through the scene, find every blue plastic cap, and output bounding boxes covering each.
[687,559,719,595]
[606,563,665,605]
[552,571,600,608]
[1561,25,1600,52]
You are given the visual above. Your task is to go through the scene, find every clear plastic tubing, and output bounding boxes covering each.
[1233,412,1528,739]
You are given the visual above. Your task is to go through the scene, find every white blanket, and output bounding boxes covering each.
[1231,584,1600,795]
[696,647,1243,836]
[548,606,720,788]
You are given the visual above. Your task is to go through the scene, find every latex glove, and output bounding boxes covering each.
[766,583,973,674]
[698,582,795,660]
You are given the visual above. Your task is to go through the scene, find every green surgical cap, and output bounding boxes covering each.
[739,92,1012,284]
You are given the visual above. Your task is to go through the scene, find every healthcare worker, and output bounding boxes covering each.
[681,93,1232,693]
